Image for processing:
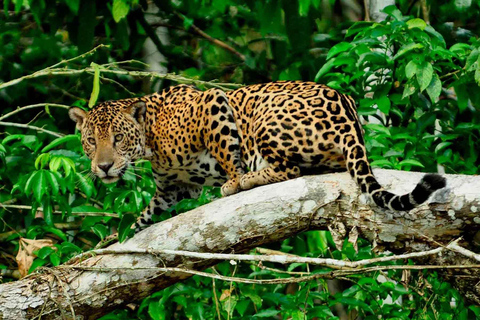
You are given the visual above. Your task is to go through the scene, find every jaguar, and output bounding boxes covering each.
[69,81,446,231]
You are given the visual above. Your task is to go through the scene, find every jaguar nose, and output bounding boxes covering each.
[98,162,114,174]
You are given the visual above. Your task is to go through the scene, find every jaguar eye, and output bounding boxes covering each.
[87,138,96,145]
[114,134,124,142]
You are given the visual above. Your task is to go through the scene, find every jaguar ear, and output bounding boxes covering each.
[69,107,87,131]
[126,101,147,125]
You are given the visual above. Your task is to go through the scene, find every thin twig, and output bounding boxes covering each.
[62,264,480,284]
[175,12,246,61]
[68,246,446,268]
[448,240,480,262]
[0,221,82,241]
[0,44,108,90]
[0,103,70,122]
[0,204,117,218]
[0,121,64,137]
[0,64,241,91]
[47,44,109,70]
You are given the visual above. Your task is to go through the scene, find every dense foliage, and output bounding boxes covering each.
[1,0,480,319]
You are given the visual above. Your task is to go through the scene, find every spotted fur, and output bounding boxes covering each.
[69,81,446,231]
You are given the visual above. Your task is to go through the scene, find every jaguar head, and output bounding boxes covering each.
[69,99,147,184]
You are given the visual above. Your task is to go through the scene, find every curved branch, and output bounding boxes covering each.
[0,169,479,319]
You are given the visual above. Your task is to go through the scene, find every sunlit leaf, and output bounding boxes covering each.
[41,135,80,153]
[426,73,442,102]
[88,62,101,108]
[394,43,424,60]
[406,18,426,30]
[111,0,130,22]
[326,42,353,60]
[417,61,433,92]
[399,159,425,168]
[405,60,417,79]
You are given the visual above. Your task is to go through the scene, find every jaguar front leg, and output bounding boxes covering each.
[134,183,203,231]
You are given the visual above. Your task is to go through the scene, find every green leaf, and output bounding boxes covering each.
[254,309,280,318]
[371,159,394,168]
[364,124,390,136]
[375,96,391,114]
[49,252,61,266]
[310,306,335,317]
[148,302,166,320]
[406,18,426,30]
[76,173,95,199]
[35,153,51,170]
[346,21,374,37]
[42,226,67,241]
[24,171,39,198]
[327,42,353,60]
[2,134,24,145]
[45,171,60,196]
[399,159,425,168]
[118,213,135,242]
[342,285,360,297]
[65,0,80,14]
[182,16,194,30]
[243,289,262,307]
[92,224,109,240]
[235,299,250,317]
[426,73,442,102]
[402,82,417,99]
[314,59,335,82]
[394,43,424,60]
[475,55,480,86]
[29,258,47,274]
[33,171,46,203]
[112,0,130,23]
[298,0,311,16]
[382,5,403,20]
[41,135,80,153]
[43,199,53,225]
[454,84,469,112]
[405,60,417,79]
[435,142,452,154]
[49,157,63,174]
[35,246,55,259]
[449,43,471,56]
[416,61,433,92]
[88,62,101,108]
[465,49,479,71]
[425,25,446,48]
[222,295,237,316]
[336,297,373,312]
[4,0,10,13]
[15,0,23,13]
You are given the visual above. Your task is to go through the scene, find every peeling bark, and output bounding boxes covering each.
[0,169,479,319]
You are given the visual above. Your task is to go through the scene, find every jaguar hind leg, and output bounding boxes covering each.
[240,162,301,190]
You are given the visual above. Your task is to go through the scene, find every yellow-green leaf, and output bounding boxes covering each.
[406,18,426,30]
[88,62,101,108]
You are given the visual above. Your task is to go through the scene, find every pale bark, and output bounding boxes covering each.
[1,169,479,319]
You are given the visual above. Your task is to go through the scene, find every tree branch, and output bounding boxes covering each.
[0,121,64,137]
[0,103,70,122]
[175,12,246,62]
[0,62,241,92]
[0,169,479,319]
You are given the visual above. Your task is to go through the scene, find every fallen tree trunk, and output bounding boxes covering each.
[1,169,479,319]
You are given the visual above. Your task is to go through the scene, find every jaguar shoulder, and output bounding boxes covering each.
[69,81,446,230]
